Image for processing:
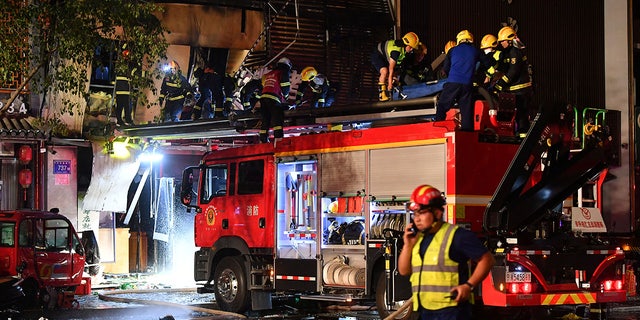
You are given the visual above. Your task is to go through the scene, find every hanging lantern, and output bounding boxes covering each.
[18,145,32,164]
[19,169,32,189]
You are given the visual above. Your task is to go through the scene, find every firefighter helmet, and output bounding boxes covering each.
[444,40,456,54]
[277,57,292,70]
[456,29,474,44]
[301,66,318,81]
[498,26,516,42]
[408,185,446,211]
[480,34,498,50]
[402,32,420,50]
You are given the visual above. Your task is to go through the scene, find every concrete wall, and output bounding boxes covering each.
[605,0,633,232]
[46,146,78,228]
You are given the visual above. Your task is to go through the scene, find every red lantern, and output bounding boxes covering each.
[18,145,32,164]
[19,169,32,189]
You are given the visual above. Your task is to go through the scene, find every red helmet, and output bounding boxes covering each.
[408,185,445,211]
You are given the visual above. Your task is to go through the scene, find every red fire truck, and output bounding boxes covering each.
[180,100,629,318]
[0,210,86,309]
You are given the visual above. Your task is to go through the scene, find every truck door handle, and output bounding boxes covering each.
[259,217,265,228]
[222,219,229,229]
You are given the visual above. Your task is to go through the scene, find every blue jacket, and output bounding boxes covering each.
[444,43,491,85]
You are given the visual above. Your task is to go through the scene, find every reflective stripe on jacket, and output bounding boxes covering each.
[410,222,459,311]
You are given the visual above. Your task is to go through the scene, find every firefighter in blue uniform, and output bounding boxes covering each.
[257,57,292,143]
[398,185,494,320]
[239,77,262,113]
[192,66,216,120]
[435,30,493,132]
[221,73,236,119]
[159,60,192,122]
[494,26,533,137]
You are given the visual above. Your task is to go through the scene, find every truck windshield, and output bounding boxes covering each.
[18,218,73,252]
[201,164,228,204]
[0,221,15,247]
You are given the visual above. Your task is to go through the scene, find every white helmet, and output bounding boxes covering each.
[277,57,292,69]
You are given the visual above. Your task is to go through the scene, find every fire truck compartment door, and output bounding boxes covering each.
[275,258,317,292]
[369,144,446,198]
[321,151,365,193]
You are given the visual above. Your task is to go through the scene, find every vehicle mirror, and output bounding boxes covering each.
[181,167,198,208]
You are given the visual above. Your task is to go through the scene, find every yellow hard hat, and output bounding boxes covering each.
[498,26,516,42]
[301,66,318,81]
[328,201,339,213]
[402,32,420,50]
[456,30,474,45]
[480,34,498,49]
[444,40,456,54]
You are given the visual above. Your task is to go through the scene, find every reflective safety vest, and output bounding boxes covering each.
[410,222,459,311]
[378,40,407,64]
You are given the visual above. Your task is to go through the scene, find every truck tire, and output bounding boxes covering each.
[213,256,249,314]
[375,272,416,320]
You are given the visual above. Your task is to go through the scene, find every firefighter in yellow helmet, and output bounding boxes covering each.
[398,185,494,319]
[479,34,501,87]
[295,66,339,108]
[371,31,420,101]
[436,30,494,131]
[495,26,533,137]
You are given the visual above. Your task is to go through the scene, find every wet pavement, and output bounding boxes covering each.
[8,273,640,320]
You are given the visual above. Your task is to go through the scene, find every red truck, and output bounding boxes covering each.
[0,210,86,309]
[181,100,630,319]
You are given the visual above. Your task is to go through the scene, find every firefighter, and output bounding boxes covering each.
[494,26,534,137]
[192,66,217,120]
[239,77,262,113]
[479,34,501,89]
[435,30,494,131]
[159,60,192,122]
[371,31,420,101]
[400,42,436,86]
[398,185,494,320]
[114,43,136,126]
[257,57,292,143]
[222,73,236,119]
[295,66,338,108]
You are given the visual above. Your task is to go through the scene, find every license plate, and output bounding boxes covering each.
[506,272,531,282]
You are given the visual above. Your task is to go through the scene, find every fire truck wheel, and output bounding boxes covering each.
[213,256,249,313]
[375,273,417,320]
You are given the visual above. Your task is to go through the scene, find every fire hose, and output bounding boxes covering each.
[98,287,247,318]
[383,299,412,320]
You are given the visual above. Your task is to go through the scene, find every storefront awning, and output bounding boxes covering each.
[83,142,140,213]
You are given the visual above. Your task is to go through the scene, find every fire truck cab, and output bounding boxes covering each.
[0,210,86,308]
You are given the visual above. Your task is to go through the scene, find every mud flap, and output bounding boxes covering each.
[251,290,272,310]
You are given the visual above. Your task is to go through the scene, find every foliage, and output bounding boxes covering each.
[0,0,169,122]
